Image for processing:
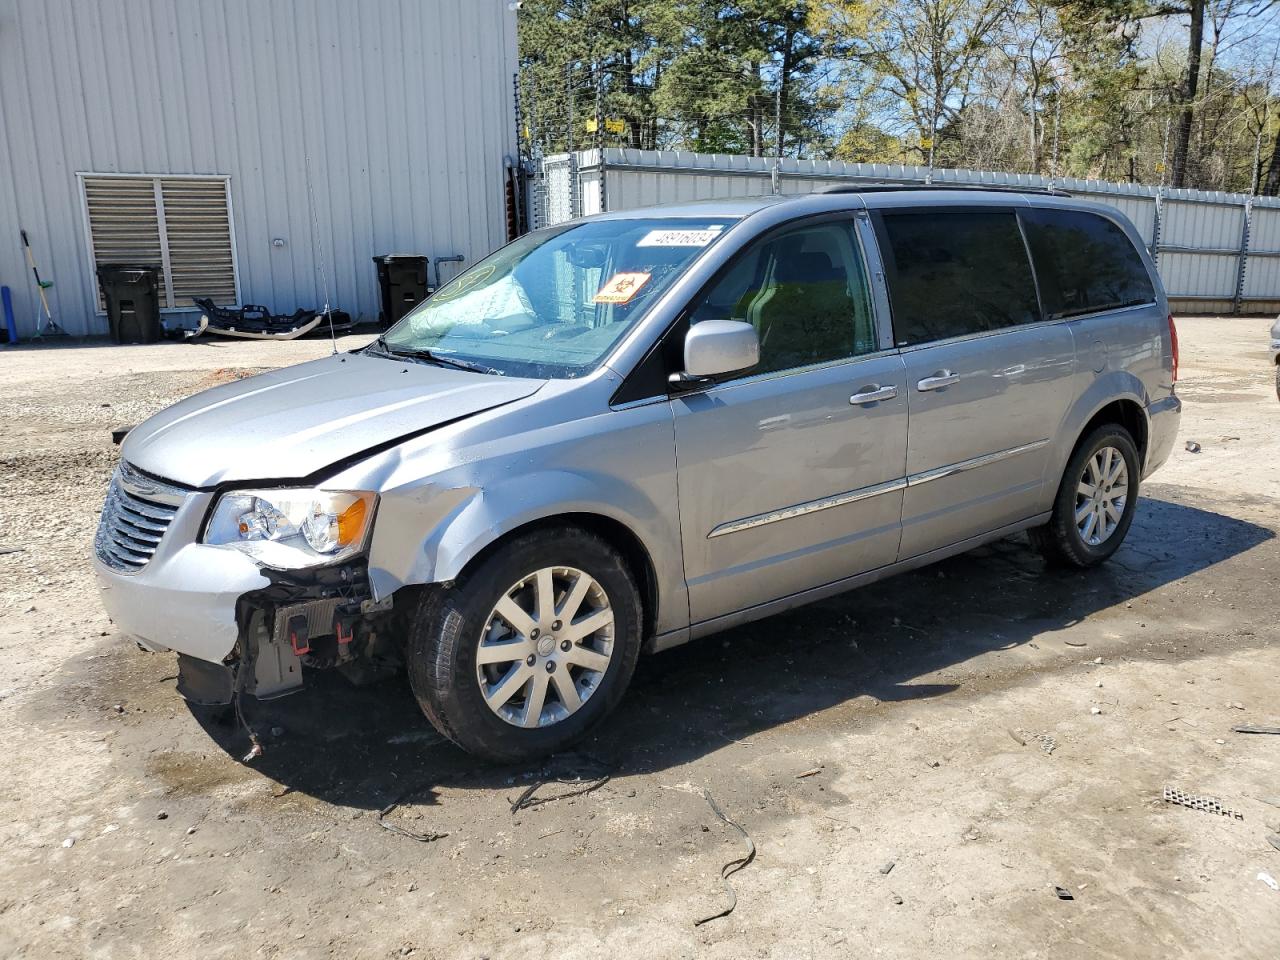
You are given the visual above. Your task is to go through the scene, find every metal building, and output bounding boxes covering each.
[0,0,518,338]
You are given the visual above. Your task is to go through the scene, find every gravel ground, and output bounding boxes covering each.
[0,319,1278,959]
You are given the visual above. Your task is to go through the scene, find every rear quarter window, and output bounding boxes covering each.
[1021,208,1156,319]
[878,210,1041,347]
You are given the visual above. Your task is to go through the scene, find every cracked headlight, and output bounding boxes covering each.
[203,489,376,568]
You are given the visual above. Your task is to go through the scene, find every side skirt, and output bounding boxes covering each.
[645,512,1051,653]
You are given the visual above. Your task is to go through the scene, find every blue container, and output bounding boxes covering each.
[2,285,17,344]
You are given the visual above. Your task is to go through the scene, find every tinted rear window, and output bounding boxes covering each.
[1021,208,1155,319]
[879,210,1041,346]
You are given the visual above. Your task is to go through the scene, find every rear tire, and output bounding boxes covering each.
[405,527,642,763]
[1029,424,1140,569]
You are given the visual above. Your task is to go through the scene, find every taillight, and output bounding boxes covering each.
[1168,314,1179,383]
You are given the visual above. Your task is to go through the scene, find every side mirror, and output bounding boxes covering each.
[676,320,760,382]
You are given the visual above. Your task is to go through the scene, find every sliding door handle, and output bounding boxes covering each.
[917,371,960,391]
[849,384,898,405]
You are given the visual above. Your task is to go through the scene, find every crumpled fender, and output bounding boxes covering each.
[365,467,687,635]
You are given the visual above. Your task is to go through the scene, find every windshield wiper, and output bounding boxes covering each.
[364,334,501,375]
[383,343,501,376]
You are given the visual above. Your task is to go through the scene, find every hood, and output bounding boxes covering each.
[122,352,543,487]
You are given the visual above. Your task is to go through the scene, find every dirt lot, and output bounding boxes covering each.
[1,319,1278,960]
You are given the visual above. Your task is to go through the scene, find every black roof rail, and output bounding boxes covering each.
[823,182,1072,198]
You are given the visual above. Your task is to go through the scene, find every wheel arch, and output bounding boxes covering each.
[1052,371,1151,483]
[448,512,661,643]
[1076,397,1148,464]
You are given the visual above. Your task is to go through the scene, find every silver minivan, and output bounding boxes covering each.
[94,188,1182,761]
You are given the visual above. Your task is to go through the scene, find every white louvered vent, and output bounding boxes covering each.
[81,175,238,310]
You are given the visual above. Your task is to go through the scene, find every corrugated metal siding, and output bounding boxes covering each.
[542,148,1280,312]
[0,0,517,336]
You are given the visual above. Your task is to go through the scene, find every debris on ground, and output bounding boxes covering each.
[1008,729,1027,746]
[1232,725,1280,735]
[509,758,612,814]
[61,838,74,848]
[1266,835,1280,853]
[1055,886,1074,901]
[891,893,904,905]
[694,790,756,927]
[1064,640,1088,647]
[795,766,824,779]
[1162,786,1244,820]
[1028,733,1057,754]
[377,787,449,844]
[1259,872,1279,892]
[879,861,895,875]
[1185,440,1201,453]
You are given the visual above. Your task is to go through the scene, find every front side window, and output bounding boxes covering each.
[382,217,735,378]
[880,210,1041,347]
[1021,208,1156,319]
[689,219,878,374]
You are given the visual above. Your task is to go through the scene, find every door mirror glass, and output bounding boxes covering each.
[682,320,760,379]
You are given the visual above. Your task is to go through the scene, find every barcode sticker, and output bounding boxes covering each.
[636,228,723,247]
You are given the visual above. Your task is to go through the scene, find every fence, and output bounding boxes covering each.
[530,148,1280,316]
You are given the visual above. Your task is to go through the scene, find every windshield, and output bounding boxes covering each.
[379,217,736,378]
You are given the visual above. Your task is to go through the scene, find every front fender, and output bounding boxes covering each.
[433,469,670,582]
[367,468,688,637]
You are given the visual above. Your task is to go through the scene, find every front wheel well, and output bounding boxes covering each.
[449,513,659,644]
[1077,399,1148,466]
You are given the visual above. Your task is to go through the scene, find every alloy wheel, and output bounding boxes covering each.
[1075,445,1129,546]
[475,566,615,728]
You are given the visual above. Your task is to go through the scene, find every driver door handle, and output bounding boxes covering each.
[917,371,960,391]
[849,384,898,405]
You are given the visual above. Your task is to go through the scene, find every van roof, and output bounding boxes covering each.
[591,185,1083,222]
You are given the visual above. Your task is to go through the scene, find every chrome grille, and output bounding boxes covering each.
[95,462,188,572]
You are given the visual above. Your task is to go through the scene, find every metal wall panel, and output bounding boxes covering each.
[0,0,518,336]
[1244,205,1280,300]
[1241,254,1280,299]
[1159,251,1240,298]
[1160,200,1243,248]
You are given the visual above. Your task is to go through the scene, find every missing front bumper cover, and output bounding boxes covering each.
[174,611,308,706]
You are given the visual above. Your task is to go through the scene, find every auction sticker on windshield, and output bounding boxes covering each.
[594,272,651,304]
[636,227,723,247]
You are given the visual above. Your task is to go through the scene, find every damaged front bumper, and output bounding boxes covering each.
[93,483,385,707]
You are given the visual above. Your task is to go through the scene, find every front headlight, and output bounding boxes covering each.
[203,489,377,568]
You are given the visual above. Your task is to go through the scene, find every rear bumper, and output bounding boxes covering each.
[1144,393,1182,477]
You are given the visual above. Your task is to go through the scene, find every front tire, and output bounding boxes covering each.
[405,527,642,763]
[1029,424,1140,568]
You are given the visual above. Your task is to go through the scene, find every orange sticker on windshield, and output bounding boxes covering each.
[593,272,651,304]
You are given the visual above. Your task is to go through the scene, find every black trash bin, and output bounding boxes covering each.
[373,254,429,327]
[98,264,163,344]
